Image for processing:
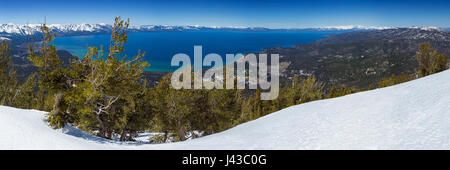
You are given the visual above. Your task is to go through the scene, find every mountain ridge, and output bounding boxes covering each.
[267,27,450,88]
[1,23,446,37]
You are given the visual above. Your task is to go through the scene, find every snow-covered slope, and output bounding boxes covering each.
[1,70,450,149]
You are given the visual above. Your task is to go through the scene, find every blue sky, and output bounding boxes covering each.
[1,0,449,28]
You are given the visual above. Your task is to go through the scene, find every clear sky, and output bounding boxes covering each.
[1,0,449,28]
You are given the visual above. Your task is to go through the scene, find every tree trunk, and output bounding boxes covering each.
[163,131,168,142]
[95,114,107,138]
[51,92,63,116]
[120,130,128,141]
[1,85,8,106]
[107,131,113,140]
[177,121,186,141]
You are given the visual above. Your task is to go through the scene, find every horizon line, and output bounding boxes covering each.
[1,23,448,30]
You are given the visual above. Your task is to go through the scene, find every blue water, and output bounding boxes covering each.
[52,31,338,72]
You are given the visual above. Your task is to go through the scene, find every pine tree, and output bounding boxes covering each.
[378,77,388,88]
[235,94,254,125]
[151,74,173,142]
[28,23,70,128]
[66,17,149,139]
[416,43,448,77]
[252,88,263,119]
[151,73,196,141]
[284,76,324,105]
[27,17,150,140]
[328,86,339,98]
[118,81,154,141]
[152,72,244,141]
[285,75,300,106]
[13,73,38,109]
[0,40,18,106]
[298,76,324,103]
[378,74,413,88]
[367,84,374,91]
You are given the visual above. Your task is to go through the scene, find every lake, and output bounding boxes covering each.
[52,31,338,72]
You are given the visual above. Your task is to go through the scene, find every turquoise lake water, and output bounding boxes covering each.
[52,31,339,72]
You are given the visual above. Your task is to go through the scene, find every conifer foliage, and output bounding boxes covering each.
[416,43,448,77]
[27,17,151,140]
[0,40,18,106]
[151,73,243,142]
[377,74,413,88]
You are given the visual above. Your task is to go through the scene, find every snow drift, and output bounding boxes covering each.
[1,70,450,149]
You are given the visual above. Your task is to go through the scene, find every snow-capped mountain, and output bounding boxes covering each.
[0,23,112,36]
[0,37,10,41]
[1,23,446,37]
[1,23,448,45]
[0,23,263,36]
[318,25,394,30]
[315,27,450,44]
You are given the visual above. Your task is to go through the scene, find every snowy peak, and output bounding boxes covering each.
[408,26,442,31]
[48,23,111,32]
[317,25,445,31]
[0,37,10,41]
[372,27,449,40]
[0,23,112,36]
[313,26,450,45]
[1,23,448,40]
[319,25,393,30]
